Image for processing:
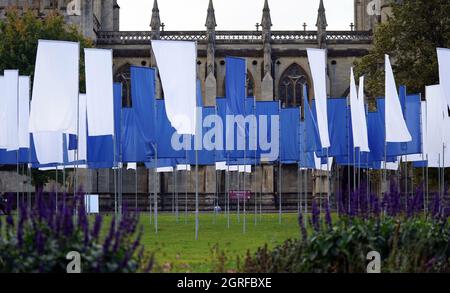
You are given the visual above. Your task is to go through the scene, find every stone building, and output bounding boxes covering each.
[0,0,389,211]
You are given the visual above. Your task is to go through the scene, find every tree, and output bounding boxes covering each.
[355,0,450,98]
[0,8,93,191]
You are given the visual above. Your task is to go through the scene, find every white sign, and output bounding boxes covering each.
[85,194,99,214]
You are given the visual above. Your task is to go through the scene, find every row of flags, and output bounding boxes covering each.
[0,40,449,173]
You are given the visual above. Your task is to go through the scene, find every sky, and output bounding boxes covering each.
[117,0,355,31]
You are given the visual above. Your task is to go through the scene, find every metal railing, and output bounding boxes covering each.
[96,30,373,45]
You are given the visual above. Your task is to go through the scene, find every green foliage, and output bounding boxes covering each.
[0,8,92,80]
[240,217,450,273]
[355,0,450,97]
[0,194,153,273]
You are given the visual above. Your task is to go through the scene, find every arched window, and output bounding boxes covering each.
[114,64,132,107]
[278,64,309,109]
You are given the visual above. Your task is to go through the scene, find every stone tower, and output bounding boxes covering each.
[354,0,394,31]
[260,0,273,101]
[0,0,120,40]
[316,0,327,49]
[204,0,217,106]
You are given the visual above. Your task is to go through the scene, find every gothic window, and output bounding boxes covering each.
[278,64,309,110]
[114,64,132,107]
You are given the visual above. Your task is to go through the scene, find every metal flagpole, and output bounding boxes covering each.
[135,166,138,213]
[297,167,301,214]
[260,165,263,221]
[175,168,179,223]
[254,164,257,226]
[237,170,240,224]
[227,154,230,228]
[278,161,282,224]
[185,149,188,224]
[148,168,152,225]
[154,145,158,234]
[278,99,282,224]
[55,166,58,213]
[16,151,20,215]
[195,149,199,240]
[214,168,218,224]
[426,154,429,215]
[243,149,247,234]
[27,148,31,211]
[326,148,331,208]
[253,98,257,226]
[172,170,175,215]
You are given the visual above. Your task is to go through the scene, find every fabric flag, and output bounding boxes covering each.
[0,76,6,147]
[29,40,79,134]
[437,48,450,108]
[85,48,115,136]
[121,108,147,163]
[403,101,427,163]
[215,162,227,171]
[303,86,322,152]
[33,132,64,164]
[225,57,247,153]
[425,85,446,155]
[151,40,197,135]
[18,76,30,149]
[68,94,87,163]
[307,48,330,148]
[3,70,19,151]
[130,66,156,160]
[177,164,191,171]
[225,57,246,117]
[385,54,411,142]
[357,75,370,151]
[127,163,137,170]
[280,108,300,163]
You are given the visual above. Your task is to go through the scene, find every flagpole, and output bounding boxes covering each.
[278,100,282,224]
[227,153,230,228]
[148,167,152,225]
[154,144,158,234]
[172,169,175,215]
[185,148,188,224]
[55,166,58,213]
[16,150,20,215]
[326,147,330,208]
[195,148,199,240]
[135,165,138,213]
[175,167,179,223]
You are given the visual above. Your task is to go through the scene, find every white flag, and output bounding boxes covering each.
[437,48,450,109]
[18,76,30,149]
[385,55,411,142]
[307,48,330,148]
[85,48,115,136]
[4,70,19,151]
[151,40,197,135]
[358,76,370,152]
[29,40,79,134]
[350,69,370,152]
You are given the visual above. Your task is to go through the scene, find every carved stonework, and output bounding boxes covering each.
[261,73,273,101]
[205,72,217,107]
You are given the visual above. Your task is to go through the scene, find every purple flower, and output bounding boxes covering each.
[311,199,320,232]
[298,211,308,242]
[324,198,332,230]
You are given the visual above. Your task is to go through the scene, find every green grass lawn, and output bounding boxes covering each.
[116,212,301,272]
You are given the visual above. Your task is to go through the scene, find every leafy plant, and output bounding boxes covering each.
[0,192,153,273]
